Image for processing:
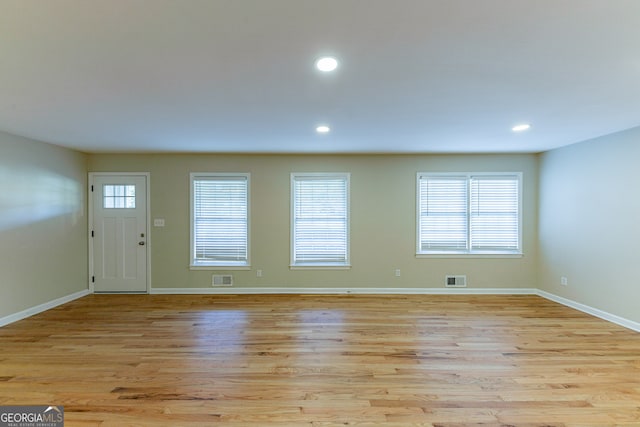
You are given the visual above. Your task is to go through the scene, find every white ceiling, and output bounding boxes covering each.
[1,0,639,154]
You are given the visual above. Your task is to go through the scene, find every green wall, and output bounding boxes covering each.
[89,153,539,290]
[0,131,88,318]
[539,126,640,323]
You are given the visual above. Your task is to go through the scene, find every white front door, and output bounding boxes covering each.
[91,174,148,292]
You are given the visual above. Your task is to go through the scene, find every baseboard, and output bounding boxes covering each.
[150,287,537,295]
[0,289,90,327]
[536,289,640,333]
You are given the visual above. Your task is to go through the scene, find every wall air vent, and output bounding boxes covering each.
[445,275,467,288]
[212,275,233,287]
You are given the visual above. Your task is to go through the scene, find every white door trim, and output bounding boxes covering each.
[88,172,151,293]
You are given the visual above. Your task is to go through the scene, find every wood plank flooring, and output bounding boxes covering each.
[0,294,639,426]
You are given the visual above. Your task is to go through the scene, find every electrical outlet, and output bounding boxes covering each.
[561,276,568,286]
[394,269,401,277]
[256,269,263,277]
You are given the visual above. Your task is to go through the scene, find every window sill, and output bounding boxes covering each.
[290,264,352,270]
[416,252,523,259]
[190,265,251,271]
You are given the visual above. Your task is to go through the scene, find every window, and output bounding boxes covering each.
[190,173,249,268]
[291,173,350,268]
[417,173,522,256]
[103,184,135,208]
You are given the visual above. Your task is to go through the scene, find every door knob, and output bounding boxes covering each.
[138,241,145,246]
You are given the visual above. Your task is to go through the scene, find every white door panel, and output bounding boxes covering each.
[91,174,148,292]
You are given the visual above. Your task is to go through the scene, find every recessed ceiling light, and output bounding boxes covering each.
[316,125,331,134]
[512,123,531,132]
[315,56,338,72]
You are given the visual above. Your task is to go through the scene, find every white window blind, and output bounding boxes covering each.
[291,174,349,266]
[418,173,521,255]
[418,176,468,251]
[470,177,519,251]
[191,174,249,267]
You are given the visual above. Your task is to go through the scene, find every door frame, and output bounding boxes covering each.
[88,172,151,294]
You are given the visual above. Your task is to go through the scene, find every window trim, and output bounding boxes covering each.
[189,172,251,270]
[416,172,523,258]
[290,172,351,269]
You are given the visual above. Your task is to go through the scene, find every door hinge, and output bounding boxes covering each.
[91,185,94,192]
[91,230,94,237]
[91,276,95,283]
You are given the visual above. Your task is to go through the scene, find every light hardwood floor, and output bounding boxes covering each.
[0,294,639,426]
